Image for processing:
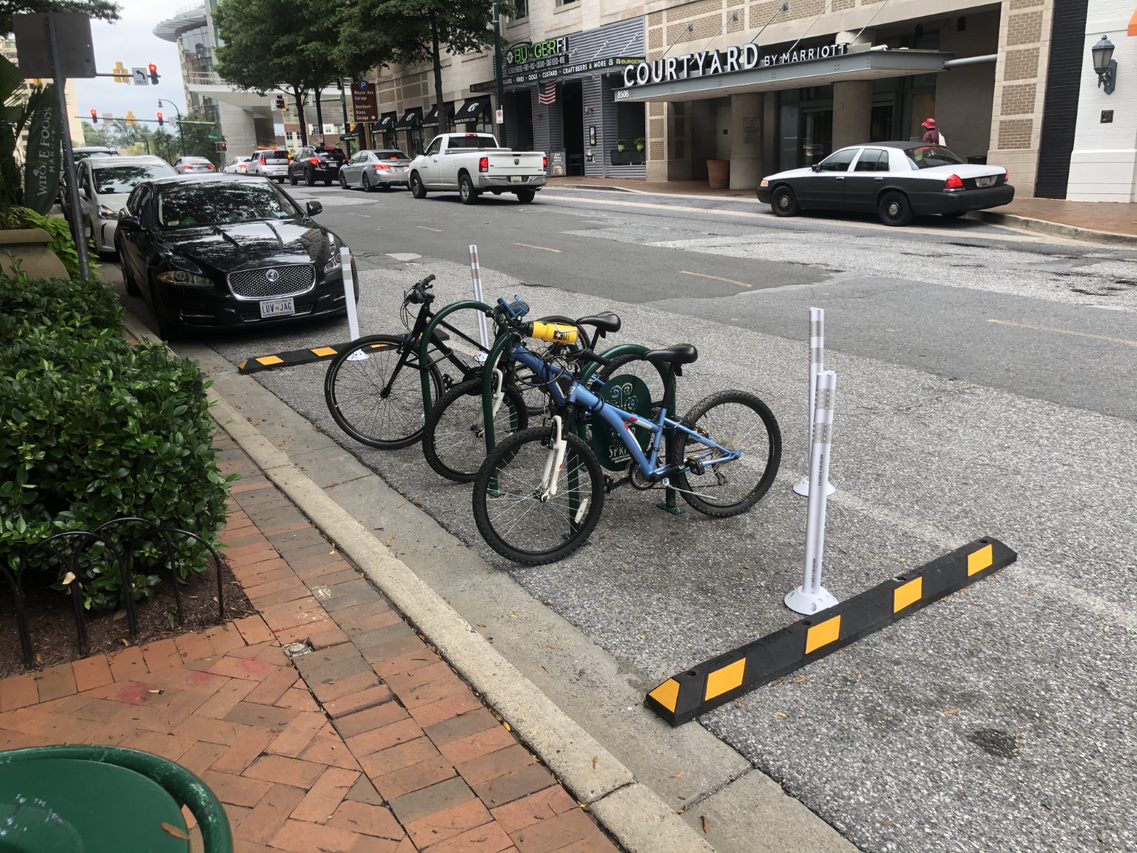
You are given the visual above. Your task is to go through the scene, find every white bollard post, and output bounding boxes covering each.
[469,245,490,361]
[794,306,836,497]
[785,369,839,616]
[341,246,368,361]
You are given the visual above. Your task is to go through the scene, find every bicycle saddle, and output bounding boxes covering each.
[576,313,621,336]
[644,344,698,366]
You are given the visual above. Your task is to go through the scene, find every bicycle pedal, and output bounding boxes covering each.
[686,457,706,476]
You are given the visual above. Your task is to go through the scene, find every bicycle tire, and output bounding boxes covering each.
[324,334,442,449]
[666,390,781,517]
[422,377,529,482]
[472,426,605,565]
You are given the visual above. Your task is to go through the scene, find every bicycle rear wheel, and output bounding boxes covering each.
[667,390,781,517]
[423,377,528,482]
[324,334,442,449]
[472,427,605,565]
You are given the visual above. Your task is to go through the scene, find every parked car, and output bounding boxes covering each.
[224,156,252,174]
[339,149,412,191]
[757,142,1014,226]
[114,175,357,340]
[408,133,547,204]
[289,146,347,186]
[248,149,290,182]
[74,154,176,257]
[60,146,120,208]
[173,156,216,175]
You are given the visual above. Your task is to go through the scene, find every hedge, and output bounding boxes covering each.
[0,269,232,611]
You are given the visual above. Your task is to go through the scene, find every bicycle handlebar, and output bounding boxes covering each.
[406,274,437,304]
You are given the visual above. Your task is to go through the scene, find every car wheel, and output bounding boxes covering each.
[878,191,913,227]
[306,169,316,186]
[410,172,427,199]
[770,185,800,217]
[458,172,479,205]
[289,172,298,186]
[339,172,349,189]
[362,172,373,193]
[515,188,535,204]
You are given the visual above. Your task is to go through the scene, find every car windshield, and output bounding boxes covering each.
[905,146,965,169]
[156,183,299,228]
[92,163,175,194]
[376,150,408,160]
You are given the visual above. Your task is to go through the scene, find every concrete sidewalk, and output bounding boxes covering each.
[0,433,624,853]
[546,176,1137,245]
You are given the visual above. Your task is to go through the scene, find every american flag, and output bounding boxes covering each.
[538,82,557,106]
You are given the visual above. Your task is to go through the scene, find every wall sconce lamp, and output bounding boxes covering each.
[1091,34,1117,94]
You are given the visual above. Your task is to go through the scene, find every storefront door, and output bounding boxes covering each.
[561,80,584,176]
[800,107,833,166]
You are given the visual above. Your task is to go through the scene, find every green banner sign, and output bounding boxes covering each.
[22,86,61,215]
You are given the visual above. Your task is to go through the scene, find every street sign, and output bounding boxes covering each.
[350,80,378,123]
[131,67,148,85]
[495,107,504,125]
[11,13,96,78]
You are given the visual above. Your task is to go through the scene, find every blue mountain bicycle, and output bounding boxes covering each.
[471,299,781,565]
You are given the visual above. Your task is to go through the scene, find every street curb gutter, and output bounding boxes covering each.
[206,391,714,852]
[974,211,1137,247]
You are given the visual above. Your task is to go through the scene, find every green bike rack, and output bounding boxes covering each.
[418,299,495,417]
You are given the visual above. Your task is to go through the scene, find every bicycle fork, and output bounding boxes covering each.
[539,416,567,501]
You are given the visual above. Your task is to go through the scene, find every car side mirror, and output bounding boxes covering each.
[305,200,323,216]
[118,211,138,229]
[811,163,822,172]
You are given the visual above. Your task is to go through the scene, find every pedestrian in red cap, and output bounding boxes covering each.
[921,117,947,146]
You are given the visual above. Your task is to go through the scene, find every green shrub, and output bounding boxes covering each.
[0,271,232,611]
[1,207,92,281]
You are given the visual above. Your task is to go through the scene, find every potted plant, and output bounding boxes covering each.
[616,139,626,153]
[635,137,645,153]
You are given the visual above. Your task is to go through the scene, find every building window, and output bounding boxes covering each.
[555,0,576,6]
[513,0,527,18]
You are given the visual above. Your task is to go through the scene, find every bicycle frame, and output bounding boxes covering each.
[512,347,741,480]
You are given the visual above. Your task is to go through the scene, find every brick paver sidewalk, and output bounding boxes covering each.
[0,432,620,853]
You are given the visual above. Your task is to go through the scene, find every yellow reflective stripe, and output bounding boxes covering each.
[704,658,746,701]
[256,355,284,366]
[238,359,249,370]
[369,342,391,350]
[968,544,994,576]
[893,577,923,613]
[311,346,338,357]
[805,615,841,654]
[648,679,681,713]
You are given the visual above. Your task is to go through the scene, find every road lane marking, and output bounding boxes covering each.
[681,270,752,289]
[987,319,1137,348]
[352,212,372,218]
[416,225,443,233]
[514,242,562,253]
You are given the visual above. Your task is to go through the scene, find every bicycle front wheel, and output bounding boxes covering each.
[472,427,605,565]
[667,390,781,517]
[423,377,529,482]
[324,334,442,449]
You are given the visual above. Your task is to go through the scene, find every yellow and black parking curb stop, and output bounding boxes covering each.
[645,536,1017,727]
[238,342,356,374]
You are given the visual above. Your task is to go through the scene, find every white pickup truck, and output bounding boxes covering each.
[408,133,548,205]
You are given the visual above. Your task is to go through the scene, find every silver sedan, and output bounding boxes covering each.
[339,149,412,192]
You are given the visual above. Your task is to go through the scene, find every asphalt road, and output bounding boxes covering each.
[118,183,1137,853]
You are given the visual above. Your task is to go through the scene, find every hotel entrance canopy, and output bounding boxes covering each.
[616,47,953,102]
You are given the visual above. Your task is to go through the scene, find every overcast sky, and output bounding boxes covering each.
[74,0,188,123]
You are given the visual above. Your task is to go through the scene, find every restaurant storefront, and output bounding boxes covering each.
[500,18,647,178]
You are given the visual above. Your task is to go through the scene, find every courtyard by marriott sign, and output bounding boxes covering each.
[622,41,851,87]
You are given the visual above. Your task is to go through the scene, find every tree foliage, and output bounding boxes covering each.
[80,113,222,167]
[0,0,119,35]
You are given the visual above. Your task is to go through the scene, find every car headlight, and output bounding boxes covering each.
[98,204,119,220]
[157,268,213,287]
[324,236,348,272]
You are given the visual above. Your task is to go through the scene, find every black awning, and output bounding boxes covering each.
[454,96,490,123]
[422,103,455,127]
[396,107,422,129]
[373,113,396,132]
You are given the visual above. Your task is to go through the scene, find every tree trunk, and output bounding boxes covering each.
[430,15,445,131]
[315,88,325,145]
[293,88,308,147]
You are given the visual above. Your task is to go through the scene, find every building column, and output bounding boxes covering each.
[832,80,873,150]
[729,93,765,189]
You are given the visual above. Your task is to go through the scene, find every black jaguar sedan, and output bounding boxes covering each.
[114,175,357,339]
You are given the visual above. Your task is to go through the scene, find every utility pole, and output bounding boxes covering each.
[158,98,186,156]
[337,78,353,156]
[492,0,507,147]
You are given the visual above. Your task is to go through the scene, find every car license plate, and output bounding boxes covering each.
[260,298,295,318]
[510,175,524,184]
[976,176,996,188]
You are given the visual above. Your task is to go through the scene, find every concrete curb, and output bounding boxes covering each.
[550,181,762,205]
[972,211,1137,247]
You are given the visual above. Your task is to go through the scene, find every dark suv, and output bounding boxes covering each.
[289,146,347,186]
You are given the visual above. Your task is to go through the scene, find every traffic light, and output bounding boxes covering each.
[156,111,164,127]
[214,141,227,152]
[90,109,98,124]
[275,95,285,110]
[148,63,159,85]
